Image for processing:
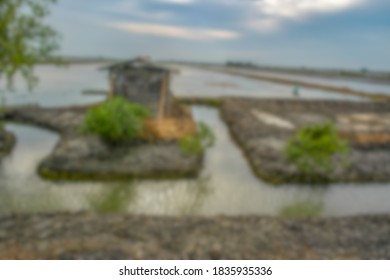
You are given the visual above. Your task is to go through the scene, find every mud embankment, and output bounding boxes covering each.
[1,213,389,259]
[0,129,15,158]
[1,104,202,180]
[220,98,390,184]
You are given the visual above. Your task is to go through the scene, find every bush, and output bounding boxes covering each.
[180,122,215,155]
[284,122,349,181]
[80,97,150,142]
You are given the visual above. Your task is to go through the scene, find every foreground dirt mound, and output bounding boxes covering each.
[0,213,389,260]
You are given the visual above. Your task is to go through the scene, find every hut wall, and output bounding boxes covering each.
[111,68,171,117]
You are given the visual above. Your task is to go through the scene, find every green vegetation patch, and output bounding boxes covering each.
[177,97,223,108]
[280,202,323,218]
[180,122,215,155]
[38,165,200,181]
[90,183,136,213]
[0,130,15,157]
[284,122,349,183]
[80,97,150,142]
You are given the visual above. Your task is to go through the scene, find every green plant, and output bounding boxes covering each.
[80,97,150,142]
[180,122,215,155]
[284,122,349,181]
[90,183,136,213]
[280,202,323,218]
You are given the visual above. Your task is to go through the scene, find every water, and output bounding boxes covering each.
[220,67,390,96]
[1,64,389,216]
[2,64,107,107]
[169,66,364,101]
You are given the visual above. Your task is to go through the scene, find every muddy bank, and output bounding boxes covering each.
[176,97,222,108]
[221,98,390,184]
[0,129,15,158]
[202,66,390,101]
[2,105,202,180]
[3,104,91,134]
[0,213,389,259]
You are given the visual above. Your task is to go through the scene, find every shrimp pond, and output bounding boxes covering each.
[1,64,390,217]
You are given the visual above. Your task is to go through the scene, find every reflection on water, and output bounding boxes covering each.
[90,182,137,213]
[279,201,323,218]
[0,124,101,213]
[0,64,389,217]
[2,108,390,217]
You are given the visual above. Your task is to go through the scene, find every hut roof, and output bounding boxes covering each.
[100,58,169,73]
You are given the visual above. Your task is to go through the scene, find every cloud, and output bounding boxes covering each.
[246,18,281,33]
[108,22,239,40]
[245,0,365,32]
[255,0,362,19]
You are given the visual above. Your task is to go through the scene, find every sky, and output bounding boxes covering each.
[48,0,390,70]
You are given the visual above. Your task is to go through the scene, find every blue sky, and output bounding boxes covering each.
[49,0,390,70]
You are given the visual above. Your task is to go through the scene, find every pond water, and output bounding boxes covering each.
[214,66,390,96]
[169,66,364,101]
[1,64,107,107]
[1,64,389,217]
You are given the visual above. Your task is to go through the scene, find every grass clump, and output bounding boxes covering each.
[80,97,150,142]
[90,183,136,213]
[280,202,323,218]
[176,97,223,108]
[180,122,215,155]
[284,122,349,182]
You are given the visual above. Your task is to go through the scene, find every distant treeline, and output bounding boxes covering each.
[38,56,120,65]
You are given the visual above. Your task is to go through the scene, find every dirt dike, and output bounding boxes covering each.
[0,128,15,158]
[2,104,202,180]
[220,98,390,184]
[0,213,389,259]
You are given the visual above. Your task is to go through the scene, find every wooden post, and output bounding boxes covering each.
[166,72,171,116]
[158,72,169,120]
[109,73,115,99]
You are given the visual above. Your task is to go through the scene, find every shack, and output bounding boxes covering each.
[102,57,196,140]
[103,57,171,118]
